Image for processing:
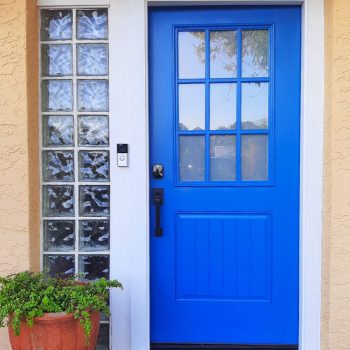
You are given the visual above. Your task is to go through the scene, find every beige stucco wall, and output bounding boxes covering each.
[322,0,350,349]
[0,0,38,347]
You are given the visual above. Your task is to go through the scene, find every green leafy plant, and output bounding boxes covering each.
[0,271,122,342]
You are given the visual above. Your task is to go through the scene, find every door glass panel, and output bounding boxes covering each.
[179,136,205,181]
[179,84,205,131]
[210,135,236,181]
[178,31,205,79]
[44,220,75,252]
[242,83,268,130]
[41,44,73,76]
[241,135,268,181]
[210,83,236,130]
[210,31,237,78]
[242,30,269,77]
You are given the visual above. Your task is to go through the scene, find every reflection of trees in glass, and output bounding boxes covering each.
[190,30,268,76]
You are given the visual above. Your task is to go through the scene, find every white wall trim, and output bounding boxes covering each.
[106,1,324,350]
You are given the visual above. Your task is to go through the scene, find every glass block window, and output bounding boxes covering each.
[40,8,110,349]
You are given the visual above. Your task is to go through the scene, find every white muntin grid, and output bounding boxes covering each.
[39,5,111,335]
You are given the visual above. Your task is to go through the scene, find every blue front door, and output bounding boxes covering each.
[149,6,301,346]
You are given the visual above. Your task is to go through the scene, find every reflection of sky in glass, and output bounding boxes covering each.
[179,84,205,130]
[210,83,236,130]
[242,83,268,129]
[178,31,205,79]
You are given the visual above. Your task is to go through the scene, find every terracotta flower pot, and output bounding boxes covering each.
[8,312,100,350]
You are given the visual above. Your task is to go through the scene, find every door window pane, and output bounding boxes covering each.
[210,83,236,130]
[242,83,268,130]
[179,136,205,181]
[241,135,268,181]
[210,135,236,181]
[179,84,205,130]
[210,31,237,78]
[178,31,205,79]
[242,30,269,77]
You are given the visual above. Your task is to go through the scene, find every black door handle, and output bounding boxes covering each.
[153,188,164,237]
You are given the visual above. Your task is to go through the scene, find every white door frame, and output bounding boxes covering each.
[37,0,324,349]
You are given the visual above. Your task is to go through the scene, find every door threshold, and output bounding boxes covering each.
[151,343,298,350]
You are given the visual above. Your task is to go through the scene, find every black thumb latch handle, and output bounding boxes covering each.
[153,188,164,237]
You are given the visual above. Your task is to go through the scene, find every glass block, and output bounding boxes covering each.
[79,220,110,251]
[210,31,237,78]
[43,220,75,252]
[41,44,72,76]
[241,83,268,130]
[179,84,205,131]
[96,323,110,350]
[79,151,109,182]
[241,135,268,181]
[79,255,110,280]
[210,135,236,181]
[42,150,74,182]
[79,185,110,216]
[77,80,108,112]
[44,255,75,278]
[179,136,205,181]
[42,80,73,112]
[77,44,108,76]
[78,116,109,146]
[41,10,72,41]
[43,115,74,147]
[77,9,108,40]
[43,185,74,217]
[210,83,236,130]
[178,31,205,79]
[242,30,269,78]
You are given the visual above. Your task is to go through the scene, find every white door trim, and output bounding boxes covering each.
[36,0,323,348]
[107,1,324,349]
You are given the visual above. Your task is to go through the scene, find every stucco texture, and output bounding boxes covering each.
[0,0,38,348]
[322,0,350,349]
